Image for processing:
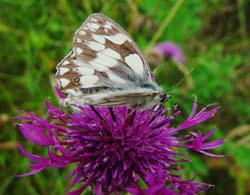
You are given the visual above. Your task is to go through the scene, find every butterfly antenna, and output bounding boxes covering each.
[167,68,194,92]
[167,92,219,115]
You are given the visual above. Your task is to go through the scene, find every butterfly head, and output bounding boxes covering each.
[148,92,171,112]
[159,93,171,104]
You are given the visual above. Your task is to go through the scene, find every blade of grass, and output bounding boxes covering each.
[145,0,184,51]
[236,0,248,42]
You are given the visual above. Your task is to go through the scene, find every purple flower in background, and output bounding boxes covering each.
[154,41,184,64]
[146,41,185,71]
[16,95,223,195]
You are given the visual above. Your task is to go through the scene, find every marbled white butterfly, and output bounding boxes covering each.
[55,13,170,108]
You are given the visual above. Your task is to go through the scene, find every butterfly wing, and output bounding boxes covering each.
[55,13,159,107]
[62,87,161,108]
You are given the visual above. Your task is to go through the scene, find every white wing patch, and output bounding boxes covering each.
[105,33,127,45]
[86,22,100,30]
[61,60,70,66]
[92,34,106,44]
[80,75,99,86]
[90,53,118,68]
[74,67,95,75]
[60,78,70,88]
[107,72,127,84]
[125,54,144,76]
[86,41,105,51]
[58,67,70,75]
[75,47,84,54]
[103,22,112,30]
[101,48,121,60]
[78,30,86,35]
[73,59,90,67]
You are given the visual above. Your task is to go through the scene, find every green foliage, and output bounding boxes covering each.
[0,0,249,194]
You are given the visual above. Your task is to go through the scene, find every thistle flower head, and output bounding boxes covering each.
[147,41,184,71]
[154,41,184,64]
[16,96,223,195]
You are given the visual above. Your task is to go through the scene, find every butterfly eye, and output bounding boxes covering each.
[73,77,80,84]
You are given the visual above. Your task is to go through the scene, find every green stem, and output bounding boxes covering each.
[236,0,248,42]
[145,0,184,51]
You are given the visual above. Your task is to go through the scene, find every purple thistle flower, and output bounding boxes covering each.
[16,97,223,195]
[147,41,184,71]
[154,41,184,64]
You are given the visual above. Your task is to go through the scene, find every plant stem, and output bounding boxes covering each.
[145,0,184,52]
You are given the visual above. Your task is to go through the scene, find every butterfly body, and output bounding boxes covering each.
[55,13,169,108]
[61,81,166,108]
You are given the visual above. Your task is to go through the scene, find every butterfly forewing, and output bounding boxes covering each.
[55,13,164,108]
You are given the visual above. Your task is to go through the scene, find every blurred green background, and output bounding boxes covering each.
[0,0,249,194]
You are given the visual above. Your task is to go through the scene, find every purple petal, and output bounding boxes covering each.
[54,86,66,99]
[16,97,224,194]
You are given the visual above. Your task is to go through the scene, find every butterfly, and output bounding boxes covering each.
[55,13,170,108]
